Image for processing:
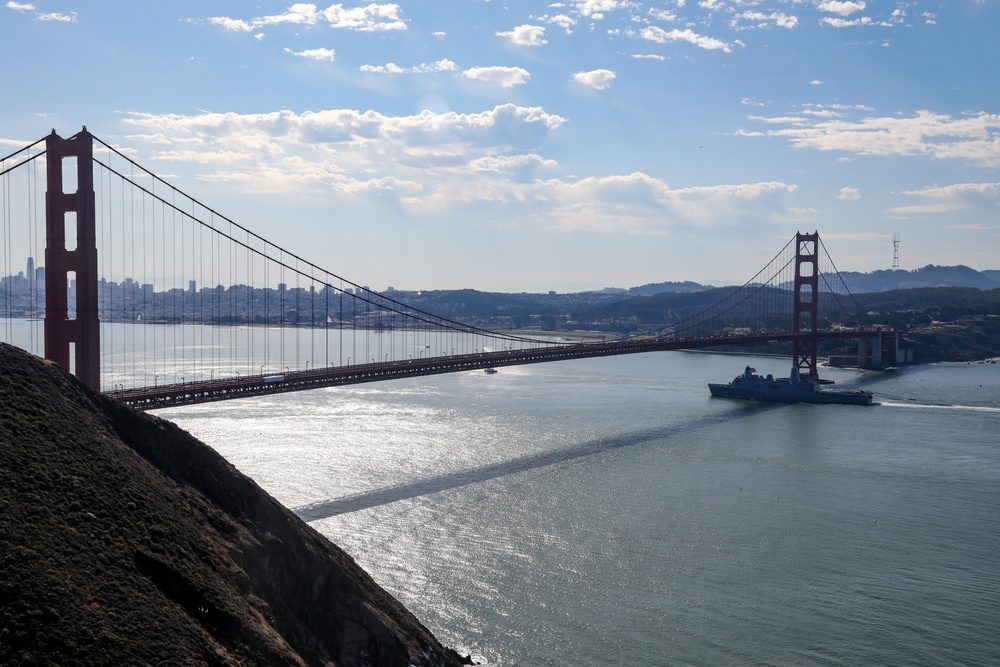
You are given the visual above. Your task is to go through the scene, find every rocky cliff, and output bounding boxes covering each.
[0,343,472,666]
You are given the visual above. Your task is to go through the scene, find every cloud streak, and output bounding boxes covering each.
[639,26,733,52]
[890,182,1000,215]
[745,110,1000,166]
[201,3,407,33]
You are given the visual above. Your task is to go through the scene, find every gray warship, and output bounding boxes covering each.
[708,365,873,406]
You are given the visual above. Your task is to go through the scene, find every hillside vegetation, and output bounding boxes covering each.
[0,343,471,667]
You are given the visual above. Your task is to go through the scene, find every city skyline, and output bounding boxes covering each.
[4,246,1000,297]
[2,1,999,292]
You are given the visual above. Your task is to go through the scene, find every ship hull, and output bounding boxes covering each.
[708,382,873,405]
[708,365,874,406]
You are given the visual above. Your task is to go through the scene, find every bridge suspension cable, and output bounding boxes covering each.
[1,130,881,400]
[637,233,870,343]
[91,136,557,340]
[83,131,567,391]
[817,235,872,329]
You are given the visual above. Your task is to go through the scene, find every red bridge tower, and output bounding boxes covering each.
[792,231,819,381]
[45,129,100,390]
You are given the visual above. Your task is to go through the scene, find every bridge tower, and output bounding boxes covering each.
[792,231,819,381]
[45,129,100,390]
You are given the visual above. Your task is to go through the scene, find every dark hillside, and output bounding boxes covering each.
[0,343,471,667]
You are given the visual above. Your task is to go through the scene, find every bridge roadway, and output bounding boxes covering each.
[114,329,884,410]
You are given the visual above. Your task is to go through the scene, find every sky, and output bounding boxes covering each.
[2,1,999,292]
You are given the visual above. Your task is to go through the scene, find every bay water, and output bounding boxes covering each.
[141,350,999,665]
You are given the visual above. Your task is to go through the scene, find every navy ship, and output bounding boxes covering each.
[709,365,873,405]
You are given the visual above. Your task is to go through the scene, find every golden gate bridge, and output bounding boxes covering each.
[1,128,894,410]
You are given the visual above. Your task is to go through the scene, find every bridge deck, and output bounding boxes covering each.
[115,329,884,410]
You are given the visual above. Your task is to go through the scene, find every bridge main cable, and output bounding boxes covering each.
[89,133,558,348]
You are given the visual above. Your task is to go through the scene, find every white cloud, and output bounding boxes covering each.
[648,8,677,22]
[462,66,530,88]
[496,24,548,46]
[320,4,406,31]
[5,2,35,11]
[535,177,799,233]
[888,203,967,215]
[903,183,1000,199]
[748,110,1000,167]
[206,17,254,31]
[37,11,76,22]
[360,59,457,74]
[285,47,337,62]
[730,11,799,30]
[802,109,841,117]
[817,1,866,17]
[201,3,406,33]
[820,16,874,28]
[573,69,616,90]
[121,105,565,202]
[470,154,557,182]
[892,182,1000,215]
[542,13,578,33]
[640,26,732,52]
[837,187,861,200]
[571,0,634,21]
[117,107,797,235]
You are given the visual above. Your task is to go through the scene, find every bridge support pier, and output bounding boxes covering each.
[858,331,883,369]
[45,129,100,391]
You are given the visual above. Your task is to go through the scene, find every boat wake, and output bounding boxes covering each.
[877,401,1000,414]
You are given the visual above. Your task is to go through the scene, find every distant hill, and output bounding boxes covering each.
[626,281,711,296]
[0,343,471,667]
[839,265,1000,293]
[608,266,1000,298]
[378,268,999,334]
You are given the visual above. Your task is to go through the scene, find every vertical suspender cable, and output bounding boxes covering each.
[2,166,9,342]
[280,248,285,372]
[123,161,131,383]
[26,158,34,353]
[247,228,253,376]
[142,173,149,382]
[294,258,300,370]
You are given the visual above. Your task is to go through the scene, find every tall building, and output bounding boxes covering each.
[26,257,35,281]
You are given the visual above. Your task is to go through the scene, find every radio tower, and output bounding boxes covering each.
[892,232,900,271]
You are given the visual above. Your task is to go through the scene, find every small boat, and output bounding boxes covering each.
[483,368,498,375]
[709,366,873,406]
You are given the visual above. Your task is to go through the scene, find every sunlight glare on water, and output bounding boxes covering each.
[161,352,1000,667]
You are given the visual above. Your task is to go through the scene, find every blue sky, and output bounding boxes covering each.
[2,1,999,291]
